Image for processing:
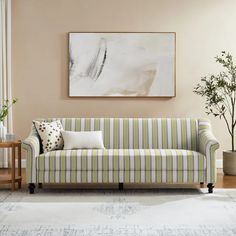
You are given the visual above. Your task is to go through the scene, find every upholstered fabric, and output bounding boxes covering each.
[22,118,219,185]
[35,118,199,150]
[36,149,206,172]
[21,125,40,183]
[198,118,219,186]
[36,170,206,184]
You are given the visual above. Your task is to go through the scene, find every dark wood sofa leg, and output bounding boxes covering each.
[38,183,43,189]
[207,183,214,193]
[28,183,35,194]
[119,183,124,190]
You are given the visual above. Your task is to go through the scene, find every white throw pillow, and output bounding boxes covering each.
[33,120,64,153]
[61,130,105,149]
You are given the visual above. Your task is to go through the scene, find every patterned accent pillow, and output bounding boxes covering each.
[33,120,64,153]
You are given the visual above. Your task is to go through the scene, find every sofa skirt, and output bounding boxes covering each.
[36,170,206,184]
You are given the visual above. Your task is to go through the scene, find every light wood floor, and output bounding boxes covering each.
[0,168,236,190]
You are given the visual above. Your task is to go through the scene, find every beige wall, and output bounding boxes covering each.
[12,0,236,160]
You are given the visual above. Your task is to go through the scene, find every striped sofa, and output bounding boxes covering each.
[22,118,219,194]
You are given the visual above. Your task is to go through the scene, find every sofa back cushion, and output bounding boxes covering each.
[35,118,199,151]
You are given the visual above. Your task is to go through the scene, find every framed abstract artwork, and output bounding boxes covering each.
[69,32,176,97]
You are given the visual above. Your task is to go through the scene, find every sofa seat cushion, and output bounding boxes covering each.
[36,149,206,172]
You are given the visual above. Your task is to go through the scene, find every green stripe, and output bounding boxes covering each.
[49,152,56,182]
[191,120,197,151]
[104,119,110,148]
[176,150,183,182]
[145,149,151,182]
[65,119,71,131]
[199,151,204,171]
[166,150,172,181]
[146,170,151,183]
[75,119,81,131]
[85,118,91,131]
[155,151,161,182]
[38,171,44,183]
[181,119,187,149]
[114,119,119,148]
[134,149,141,182]
[125,154,130,182]
[155,149,161,177]
[103,170,108,183]
[70,151,77,182]
[81,170,87,182]
[70,150,77,171]
[39,155,44,172]
[152,119,158,149]
[113,170,118,183]
[198,170,204,182]
[187,150,193,182]
[92,150,98,182]
[143,119,148,148]
[162,119,167,148]
[124,149,130,171]
[103,149,109,171]
[171,120,177,149]
[94,119,100,131]
[113,149,119,171]
[123,119,129,149]
[133,119,139,148]
[60,150,66,182]
[145,149,151,171]
[81,150,88,172]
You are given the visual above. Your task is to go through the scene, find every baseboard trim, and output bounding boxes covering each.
[0,161,8,168]
[5,159,27,168]
[216,159,223,169]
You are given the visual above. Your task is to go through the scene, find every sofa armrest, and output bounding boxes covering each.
[199,130,219,156]
[22,135,40,158]
[22,128,41,183]
[199,130,219,184]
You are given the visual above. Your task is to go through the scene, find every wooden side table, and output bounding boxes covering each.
[0,140,22,191]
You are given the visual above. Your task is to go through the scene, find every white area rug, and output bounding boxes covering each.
[0,188,236,235]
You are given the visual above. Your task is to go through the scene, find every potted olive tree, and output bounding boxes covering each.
[194,51,236,175]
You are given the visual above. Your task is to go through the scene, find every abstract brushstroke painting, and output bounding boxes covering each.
[69,32,175,97]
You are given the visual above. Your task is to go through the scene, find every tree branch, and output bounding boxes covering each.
[222,113,233,136]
